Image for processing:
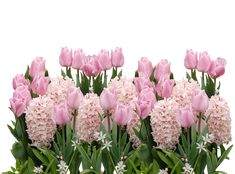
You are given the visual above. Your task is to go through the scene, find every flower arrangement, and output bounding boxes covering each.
[5,47,232,174]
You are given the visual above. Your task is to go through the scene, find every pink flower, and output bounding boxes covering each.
[98,49,112,70]
[67,87,83,109]
[176,105,195,128]
[156,78,174,98]
[52,102,70,125]
[138,57,153,78]
[29,57,46,78]
[192,90,209,112]
[154,59,171,81]
[81,55,101,76]
[184,49,198,69]
[138,88,156,108]
[59,47,73,67]
[72,49,85,70]
[111,47,124,67]
[209,57,226,78]
[100,88,117,111]
[113,103,132,126]
[12,74,30,90]
[134,77,154,94]
[10,86,31,117]
[197,51,211,72]
[31,75,50,95]
[135,100,152,119]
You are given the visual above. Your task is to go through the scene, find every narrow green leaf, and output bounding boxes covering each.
[32,148,48,165]
[157,151,174,168]
[217,145,233,166]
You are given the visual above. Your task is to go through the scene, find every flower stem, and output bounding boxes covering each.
[201,72,205,89]
[198,113,202,133]
[65,149,77,173]
[76,70,80,87]
[107,149,118,173]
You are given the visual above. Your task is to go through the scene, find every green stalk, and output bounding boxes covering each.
[187,128,190,154]
[198,113,202,133]
[73,110,77,131]
[76,70,80,87]
[65,150,78,173]
[201,72,205,89]
[107,149,118,173]
[118,126,122,157]
[213,77,216,94]
[107,114,111,132]
[62,126,65,154]
[104,70,107,88]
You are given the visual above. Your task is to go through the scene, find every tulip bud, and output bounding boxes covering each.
[12,74,30,90]
[197,51,211,72]
[72,49,85,70]
[176,105,195,128]
[13,86,32,105]
[10,98,27,117]
[100,88,117,111]
[67,87,83,109]
[113,103,132,126]
[184,49,198,69]
[192,90,209,112]
[111,47,124,67]
[98,49,112,70]
[59,47,73,67]
[135,100,152,119]
[29,57,46,78]
[208,57,226,78]
[154,59,171,81]
[31,75,50,95]
[52,103,70,125]
[138,57,153,78]
[155,78,174,98]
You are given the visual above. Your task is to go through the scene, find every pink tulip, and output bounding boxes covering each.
[12,74,30,90]
[184,49,198,69]
[81,55,101,76]
[134,77,154,94]
[176,105,195,128]
[111,47,124,67]
[67,87,83,109]
[72,49,85,70]
[156,78,174,98]
[208,57,226,78]
[30,75,50,95]
[13,86,31,105]
[138,88,156,108]
[197,51,211,72]
[10,98,27,117]
[192,90,209,112]
[98,49,112,70]
[135,100,152,119]
[52,102,70,125]
[29,57,46,78]
[100,88,117,111]
[138,57,153,78]
[59,47,73,67]
[113,103,132,126]
[10,86,31,117]
[154,59,171,81]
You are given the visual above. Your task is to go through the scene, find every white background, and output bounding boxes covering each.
[0,0,234,172]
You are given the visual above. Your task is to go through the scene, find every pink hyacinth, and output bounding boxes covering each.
[138,57,153,78]
[184,49,198,69]
[205,95,231,144]
[59,47,73,67]
[127,112,141,147]
[12,74,30,90]
[154,59,171,81]
[25,96,56,147]
[150,99,181,149]
[29,57,46,78]
[75,93,103,143]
